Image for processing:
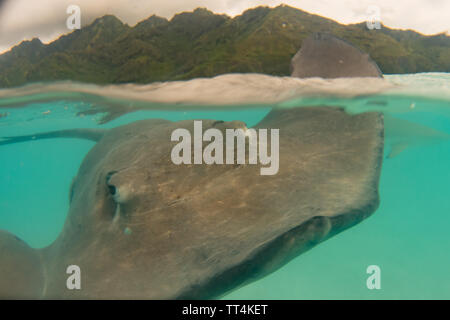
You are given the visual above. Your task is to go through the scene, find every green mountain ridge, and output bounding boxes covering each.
[0,5,449,88]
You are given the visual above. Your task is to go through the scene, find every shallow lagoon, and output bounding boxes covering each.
[0,73,449,299]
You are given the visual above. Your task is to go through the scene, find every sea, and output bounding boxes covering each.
[0,73,449,299]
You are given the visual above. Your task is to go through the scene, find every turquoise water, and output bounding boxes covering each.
[0,74,449,299]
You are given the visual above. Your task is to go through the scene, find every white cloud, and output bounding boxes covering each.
[0,0,449,53]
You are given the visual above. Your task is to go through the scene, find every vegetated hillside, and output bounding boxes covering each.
[0,5,449,87]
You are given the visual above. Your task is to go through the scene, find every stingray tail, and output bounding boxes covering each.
[0,128,107,146]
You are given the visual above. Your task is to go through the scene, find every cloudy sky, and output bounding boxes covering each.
[0,0,449,53]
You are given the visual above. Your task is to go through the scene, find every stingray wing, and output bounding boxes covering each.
[169,107,385,299]
[2,108,384,299]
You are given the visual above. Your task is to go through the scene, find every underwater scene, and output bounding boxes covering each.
[0,73,449,299]
[0,0,449,303]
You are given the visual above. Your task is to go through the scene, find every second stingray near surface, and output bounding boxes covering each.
[0,106,384,299]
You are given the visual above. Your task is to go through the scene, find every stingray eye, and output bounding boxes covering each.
[108,185,117,196]
[102,171,120,220]
[106,171,118,198]
[105,170,131,204]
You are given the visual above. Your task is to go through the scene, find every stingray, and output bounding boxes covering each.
[0,33,385,299]
[291,33,383,78]
[0,107,384,299]
[384,115,450,158]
